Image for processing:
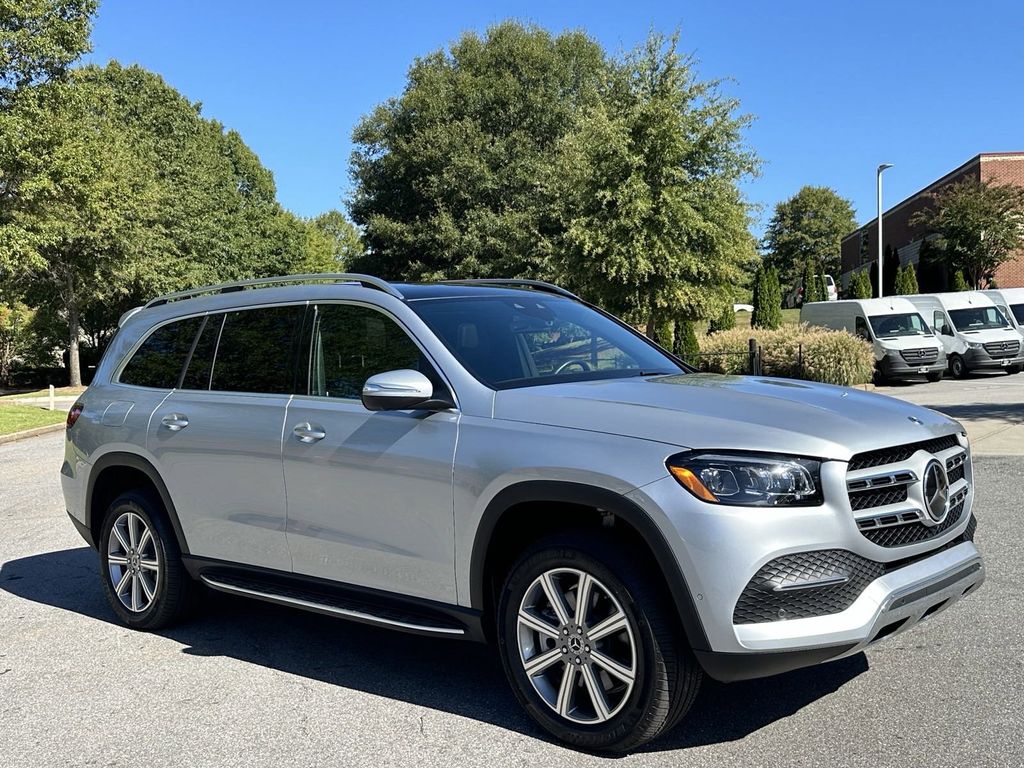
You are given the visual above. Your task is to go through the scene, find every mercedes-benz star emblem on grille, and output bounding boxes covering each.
[923,459,950,522]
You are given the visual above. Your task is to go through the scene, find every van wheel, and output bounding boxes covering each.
[1007,364,1022,375]
[926,371,943,382]
[497,533,702,752]
[948,354,967,379]
[98,490,194,630]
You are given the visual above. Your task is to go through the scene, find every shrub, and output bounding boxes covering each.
[699,324,875,386]
[851,269,873,299]
[673,318,701,363]
[708,303,736,333]
[893,263,919,295]
[952,271,970,291]
[752,264,782,329]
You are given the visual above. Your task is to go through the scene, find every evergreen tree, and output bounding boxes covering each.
[708,302,736,333]
[801,260,819,304]
[672,318,701,363]
[753,265,782,329]
[952,271,970,291]
[851,270,872,299]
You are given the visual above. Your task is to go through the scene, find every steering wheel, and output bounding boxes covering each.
[554,359,592,375]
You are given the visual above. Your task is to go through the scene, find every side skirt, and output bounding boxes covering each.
[183,556,486,642]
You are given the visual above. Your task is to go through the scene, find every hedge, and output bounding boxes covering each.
[698,324,875,386]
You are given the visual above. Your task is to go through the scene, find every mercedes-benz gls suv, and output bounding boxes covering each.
[62,274,984,752]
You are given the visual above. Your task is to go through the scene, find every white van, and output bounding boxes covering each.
[982,288,1024,339]
[905,292,1024,378]
[800,298,946,382]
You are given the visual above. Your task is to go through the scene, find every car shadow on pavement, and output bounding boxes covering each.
[1,546,868,753]
[919,402,1024,425]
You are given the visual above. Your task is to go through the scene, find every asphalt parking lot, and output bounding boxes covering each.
[2,396,1022,767]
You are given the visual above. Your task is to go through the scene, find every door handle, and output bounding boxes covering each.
[160,413,189,431]
[293,422,326,443]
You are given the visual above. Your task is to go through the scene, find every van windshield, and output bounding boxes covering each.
[948,307,1009,332]
[410,295,683,389]
[868,312,930,338]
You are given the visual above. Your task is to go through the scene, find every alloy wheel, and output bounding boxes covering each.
[516,568,637,724]
[106,511,161,613]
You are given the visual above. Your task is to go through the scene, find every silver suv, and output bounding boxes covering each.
[62,274,985,752]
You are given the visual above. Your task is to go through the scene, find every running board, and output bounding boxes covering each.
[199,573,466,636]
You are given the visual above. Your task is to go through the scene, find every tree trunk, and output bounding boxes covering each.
[66,274,82,387]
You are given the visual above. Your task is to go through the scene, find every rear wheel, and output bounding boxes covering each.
[497,533,702,752]
[99,490,193,630]
[948,354,967,379]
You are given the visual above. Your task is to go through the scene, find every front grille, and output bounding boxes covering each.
[983,340,1020,358]
[733,550,884,624]
[900,347,939,364]
[861,491,967,547]
[734,519,978,625]
[849,486,908,510]
[947,463,965,484]
[848,435,960,471]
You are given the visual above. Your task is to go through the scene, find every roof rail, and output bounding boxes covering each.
[439,278,580,301]
[143,273,403,309]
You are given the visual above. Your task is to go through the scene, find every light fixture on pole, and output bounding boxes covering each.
[876,163,894,297]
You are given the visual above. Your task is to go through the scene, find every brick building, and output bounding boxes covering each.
[839,152,1024,294]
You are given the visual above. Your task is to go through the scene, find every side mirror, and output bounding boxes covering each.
[361,369,452,412]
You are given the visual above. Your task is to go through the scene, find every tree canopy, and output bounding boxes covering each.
[910,179,1024,289]
[763,186,856,288]
[0,0,96,100]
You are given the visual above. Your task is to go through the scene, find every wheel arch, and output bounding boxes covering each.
[469,480,710,652]
[86,452,190,554]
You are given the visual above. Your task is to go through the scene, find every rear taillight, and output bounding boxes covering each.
[67,402,84,429]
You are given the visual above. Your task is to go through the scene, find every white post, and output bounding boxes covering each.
[48,384,55,411]
[876,163,893,298]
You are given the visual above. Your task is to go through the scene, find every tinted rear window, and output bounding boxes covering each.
[119,317,204,389]
[210,306,304,394]
[180,315,221,390]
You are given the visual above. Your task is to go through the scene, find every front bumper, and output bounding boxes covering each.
[627,449,983,681]
[963,348,1024,370]
[878,350,946,377]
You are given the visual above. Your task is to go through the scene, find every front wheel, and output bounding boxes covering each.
[948,354,967,379]
[926,371,943,382]
[497,534,702,752]
[1007,364,1022,375]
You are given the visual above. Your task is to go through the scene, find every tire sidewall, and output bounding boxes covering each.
[496,539,662,750]
[99,492,175,629]
[949,354,966,379]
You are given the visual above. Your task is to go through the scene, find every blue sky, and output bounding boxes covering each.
[87,1,1024,237]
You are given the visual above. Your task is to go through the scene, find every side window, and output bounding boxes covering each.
[210,305,304,394]
[933,311,948,334]
[119,317,204,389]
[854,316,871,340]
[180,314,222,390]
[308,304,436,399]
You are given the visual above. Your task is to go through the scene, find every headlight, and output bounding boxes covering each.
[667,452,823,506]
[966,341,983,350]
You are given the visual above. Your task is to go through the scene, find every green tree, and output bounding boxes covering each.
[553,31,757,334]
[708,302,736,333]
[893,263,919,295]
[350,21,606,280]
[0,296,34,383]
[672,318,700,362]
[763,186,856,288]
[801,260,822,304]
[311,210,363,267]
[752,264,782,329]
[0,0,96,102]
[910,179,1024,289]
[951,270,970,291]
[850,269,872,299]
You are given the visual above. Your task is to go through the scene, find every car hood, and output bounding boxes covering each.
[874,335,943,352]
[492,374,960,461]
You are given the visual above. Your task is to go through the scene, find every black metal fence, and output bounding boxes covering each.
[682,338,810,377]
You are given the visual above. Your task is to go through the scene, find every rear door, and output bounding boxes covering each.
[282,302,459,603]
[148,304,305,572]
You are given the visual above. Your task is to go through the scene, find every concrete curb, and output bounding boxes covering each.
[0,422,65,445]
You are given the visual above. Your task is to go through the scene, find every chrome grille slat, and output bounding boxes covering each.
[899,347,939,365]
[983,339,1020,358]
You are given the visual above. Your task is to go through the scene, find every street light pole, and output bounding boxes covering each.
[876,163,894,297]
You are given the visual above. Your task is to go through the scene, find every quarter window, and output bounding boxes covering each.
[933,311,948,334]
[180,315,222,390]
[308,304,437,399]
[210,306,304,394]
[119,317,204,389]
[854,316,872,341]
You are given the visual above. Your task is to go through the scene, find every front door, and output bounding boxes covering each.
[282,302,459,603]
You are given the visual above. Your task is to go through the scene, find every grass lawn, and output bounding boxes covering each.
[0,385,86,400]
[0,404,67,436]
[732,308,801,329]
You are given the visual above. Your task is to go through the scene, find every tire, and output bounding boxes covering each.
[98,489,194,630]
[1007,364,1022,375]
[872,368,888,385]
[948,354,967,379]
[496,533,702,753]
[926,371,943,382]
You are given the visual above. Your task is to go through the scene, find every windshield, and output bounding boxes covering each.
[868,312,931,338]
[410,295,683,389]
[1011,304,1024,325]
[948,306,1009,332]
